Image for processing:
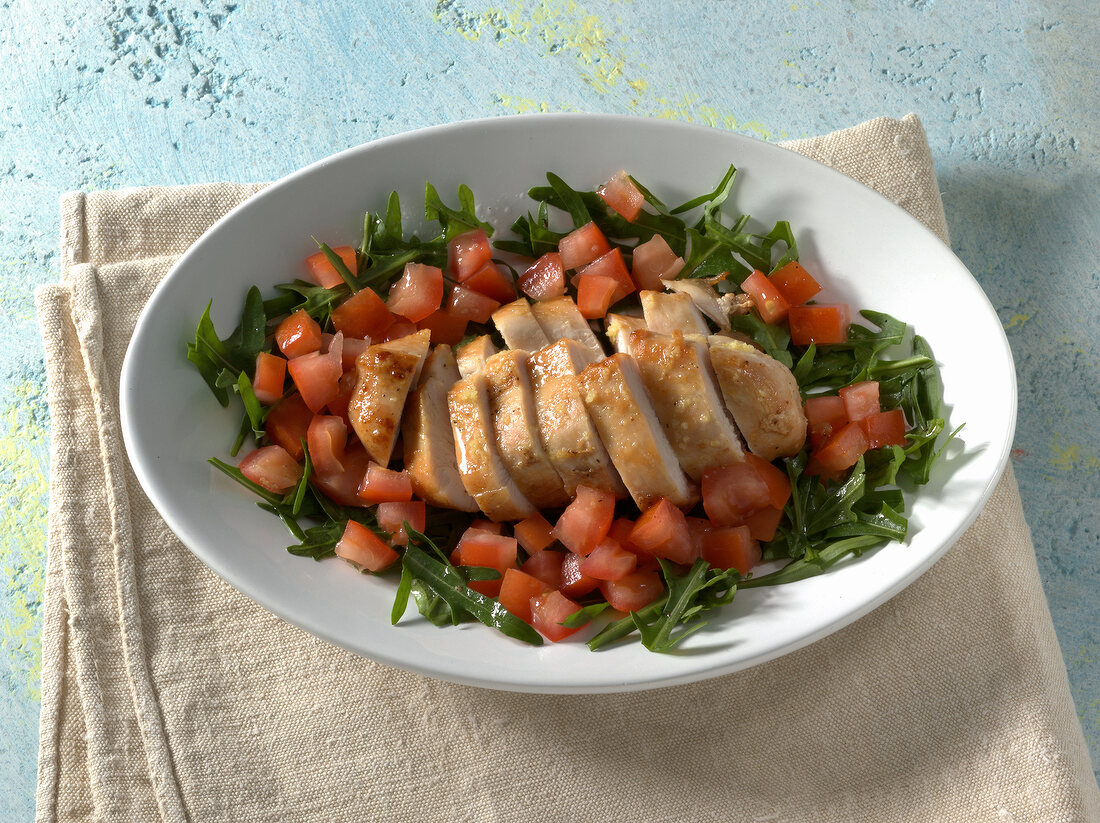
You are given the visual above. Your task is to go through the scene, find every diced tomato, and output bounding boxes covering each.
[326,370,356,427]
[576,274,618,320]
[558,221,611,270]
[805,395,848,450]
[743,506,784,542]
[448,228,493,281]
[860,408,908,449]
[596,170,644,222]
[530,590,584,642]
[375,500,426,546]
[559,551,600,598]
[600,570,663,613]
[322,334,368,371]
[275,309,322,359]
[576,247,634,303]
[457,527,519,597]
[238,445,302,493]
[789,304,851,346]
[607,517,635,546]
[518,252,566,301]
[356,462,413,504]
[446,284,501,324]
[741,270,791,325]
[304,245,357,289]
[839,380,880,422]
[387,262,444,323]
[252,352,286,405]
[630,234,684,291]
[264,393,313,460]
[812,421,869,473]
[462,262,517,303]
[380,319,417,342]
[287,332,343,413]
[628,498,697,565]
[742,453,792,510]
[521,550,564,589]
[701,462,772,526]
[701,525,761,575]
[685,516,713,557]
[334,519,398,572]
[310,442,371,507]
[331,287,394,340]
[306,414,347,477]
[514,513,556,553]
[417,309,468,345]
[579,538,637,581]
[768,260,821,306]
[498,568,552,623]
[470,518,504,535]
[553,484,616,555]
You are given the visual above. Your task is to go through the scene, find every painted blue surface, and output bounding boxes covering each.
[1,1,1096,818]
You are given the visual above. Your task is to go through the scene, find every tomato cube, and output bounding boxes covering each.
[805,395,848,449]
[743,506,784,542]
[375,500,426,546]
[742,453,792,510]
[596,170,644,222]
[600,570,663,613]
[579,538,637,581]
[305,245,356,289]
[553,485,616,555]
[741,270,791,325]
[628,498,697,565]
[252,352,286,405]
[768,260,821,306]
[701,462,772,526]
[448,229,493,281]
[513,513,556,553]
[860,408,908,449]
[446,284,502,324]
[456,528,519,597]
[576,247,634,303]
[630,234,684,291]
[499,568,552,624]
[310,443,372,508]
[287,345,342,413]
[334,520,398,572]
[263,393,313,461]
[306,414,347,477]
[331,287,394,340]
[789,304,851,346]
[701,526,761,575]
[559,221,611,270]
[462,262,517,303]
[576,274,619,320]
[380,319,418,342]
[813,421,870,473]
[387,262,444,323]
[518,252,566,301]
[559,552,600,598]
[531,590,584,642]
[839,380,880,422]
[238,445,302,493]
[520,550,564,590]
[275,309,322,359]
[357,462,413,504]
[417,309,468,345]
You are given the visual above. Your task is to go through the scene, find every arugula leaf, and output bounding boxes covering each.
[728,314,794,367]
[671,164,737,215]
[425,182,493,241]
[739,535,884,589]
[207,457,281,505]
[544,172,592,228]
[313,239,360,292]
[560,601,610,628]
[234,371,266,442]
[187,302,236,405]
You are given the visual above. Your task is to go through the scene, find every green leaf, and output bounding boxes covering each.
[544,172,592,228]
[207,457,281,505]
[738,535,884,589]
[290,438,312,516]
[629,560,739,653]
[560,601,610,628]
[313,239,360,292]
[234,371,267,442]
[187,301,235,405]
[391,564,414,625]
[671,164,737,215]
[425,182,494,241]
[728,314,794,367]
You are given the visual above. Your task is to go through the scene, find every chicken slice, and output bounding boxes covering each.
[628,329,745,479]
[348,329,431,466]
[447,374,538,522]
[640,290,710,336]
[482,350,570,508]
[577,353,696,509]
[456,334,498,378]
[708,336,808,460]
[529,296,605,365]
[492,299,550,352]
[527,340,627,499]
[401,344,479,512]
[604,313,648,354]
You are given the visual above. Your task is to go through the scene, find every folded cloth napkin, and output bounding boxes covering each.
[35,115,1099,823]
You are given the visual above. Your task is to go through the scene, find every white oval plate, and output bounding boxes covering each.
[120,114,1015,693]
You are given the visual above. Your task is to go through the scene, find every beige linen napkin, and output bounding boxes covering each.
[36,115,1099,823]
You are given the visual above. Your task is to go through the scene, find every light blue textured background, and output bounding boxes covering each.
[1,1,1097,818]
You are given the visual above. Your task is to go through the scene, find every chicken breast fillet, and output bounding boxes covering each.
[482,349,570,508]
[348,329,431,466]
[455,334,498,378]
[639,290,710,336]
[708,336,808,460]
[529,296,605,365]
[577,353,696,510]
[604,312,648,354]
[527,340,626,499]
[492,299,550,352]
[401,344,479,511]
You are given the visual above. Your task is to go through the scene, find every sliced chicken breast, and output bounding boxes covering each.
[640,290,710,336]
[447,374,537,522]
[481,350,570,508]
[529,296,605,365]
[456,334,498,378]
[577,353,696,509]
[708,336,808,460]
[604,312,648,354]
[492,299,550,352]
[348,329,431,466]
[628,329,745,479]
[527,340,626,499]
[401,344,479,511]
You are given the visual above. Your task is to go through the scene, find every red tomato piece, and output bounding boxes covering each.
[331,287,394,340]
[628,498,697,565]
[238,445,302,493]
[264,393,313,460]
[685,516,713,559]
[498,568,552,623]
[275,309,322,359]
[252,352,286,405]
[448,228,493,281]
[558,221,611,270]
[805,395,848,450]
[701,526,761,575]
[860,408,908,449]
[630,234,684,291]
[513,513,556,553]
[470,518,504,535]
[521,550,564,590]
[600,570,663,613]
[742,453,792,510]
[576,247,634,303]
[813,421,870,473]
[596,170,644,222]
[326,370,356,428]
[701,462,772,526]
[579,538,638,581]
[380,319,418,342]
[417,309,468,345]
[741,270,791,325]
[375,500,426,546]
[839,380,880,422]
[789,304,851,346]
[530,590,584,642]
[356,462,413,504]
[518,252,566,301]
[462,262,517,303]
[322,334,368,371]
[575,273,619,320]
[310,442,371,507]
[306,414,347,477]
[305,245,357,289]
[456,528,518,572]
[743,506,784,542]
[286,332,343,413]
[559,551,600,598]
[334,520,398,572]
[387,262,444,323]
[446,284,502,323]
[553,484,616,556]
[768,260,821,306]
